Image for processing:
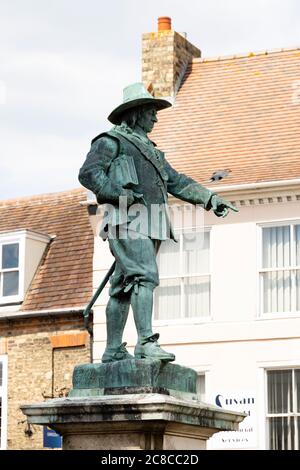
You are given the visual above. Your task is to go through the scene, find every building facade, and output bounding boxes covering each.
[89,18,300,450]
[0,189,93,449]
[1,17,299,450]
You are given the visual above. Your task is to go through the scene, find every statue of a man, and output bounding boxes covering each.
[79,83,237,363]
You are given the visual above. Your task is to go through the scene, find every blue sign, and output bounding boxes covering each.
[43,426,62,449]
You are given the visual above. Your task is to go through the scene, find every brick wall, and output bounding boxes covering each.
[53,345,89,397]
[0,314,90,450]
[142,30,200,98]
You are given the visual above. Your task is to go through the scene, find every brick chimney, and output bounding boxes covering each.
[142,17,201,99]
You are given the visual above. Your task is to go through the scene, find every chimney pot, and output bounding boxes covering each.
[158,16,172,32]
[142,18,201,98]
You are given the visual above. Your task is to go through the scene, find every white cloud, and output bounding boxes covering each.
[0,50,139,199]
[0,81,7,105]
[0,0,299,199]
[2,49,138,134]
[0,129,87,199]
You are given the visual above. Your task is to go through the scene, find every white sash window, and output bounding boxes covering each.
[0,243,20,299]
[0,230,50,305]
[267,369,300,450]
[260,224,300,314]
[154,229,210,321]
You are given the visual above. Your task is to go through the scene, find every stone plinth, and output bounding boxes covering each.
[21,393,245,450]
[21,359,246,450]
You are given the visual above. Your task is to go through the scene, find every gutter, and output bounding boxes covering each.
[80,179,300,207]
[0,307,87,321]
[207,178,300,194]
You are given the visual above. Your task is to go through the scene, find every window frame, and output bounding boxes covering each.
[0,233,25,304]
[0,355,8,450]
[257,220,300,318]
[189,366,209,401]
[154,226,212,325]
[196,372,206,402]
[265,366,300,450]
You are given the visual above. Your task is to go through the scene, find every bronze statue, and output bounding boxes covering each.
[79,83,237,363]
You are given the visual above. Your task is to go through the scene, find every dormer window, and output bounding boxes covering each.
[0,230,51,305]
[1,243,20,297]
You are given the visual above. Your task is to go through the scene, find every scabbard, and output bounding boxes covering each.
[83,261,116,331]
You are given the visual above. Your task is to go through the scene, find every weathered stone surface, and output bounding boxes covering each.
[71,359,197,397]
[1,314,90,450]
[21,393,246,450]
[142,30,201,98]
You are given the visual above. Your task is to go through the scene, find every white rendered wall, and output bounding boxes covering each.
[24,235,50,293]
[91,197,300,448]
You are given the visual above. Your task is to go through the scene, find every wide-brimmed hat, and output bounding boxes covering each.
[108,82,172,124]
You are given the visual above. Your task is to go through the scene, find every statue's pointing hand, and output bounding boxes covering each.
[210,194,239,218]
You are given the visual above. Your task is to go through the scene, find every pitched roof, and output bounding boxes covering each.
[151,48,300,187]
[0,188,93,311]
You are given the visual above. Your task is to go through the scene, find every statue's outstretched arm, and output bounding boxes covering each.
[165,159,214,209]
[165,160,238,217]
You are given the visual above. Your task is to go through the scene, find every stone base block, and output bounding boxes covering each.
[21,393,246,450]
[70,359,197,398]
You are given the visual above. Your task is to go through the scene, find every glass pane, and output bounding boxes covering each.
[154,278,181,320]
[157,239,180,277]
[2,243,19,269]
[297,271,300,312]
[295,225,300,266]
[296,370,300,413]
[183,231,209,274]
[267,370,293,413]
[269,416,295,450]
[262,270,292,313]
[196,375,205,401]
[3,271,19,296]
[184,276,210,318]
[262,226,290,269]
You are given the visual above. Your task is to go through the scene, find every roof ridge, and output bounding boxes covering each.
[0,187,85,207]
[193,46,300,63]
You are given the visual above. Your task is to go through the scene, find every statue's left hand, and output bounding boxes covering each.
[211,195,239,218]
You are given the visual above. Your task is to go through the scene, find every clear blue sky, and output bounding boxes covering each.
[0,0,299,199]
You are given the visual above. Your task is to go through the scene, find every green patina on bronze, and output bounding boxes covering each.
[70,359,198,398]
[79,82,238,369]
